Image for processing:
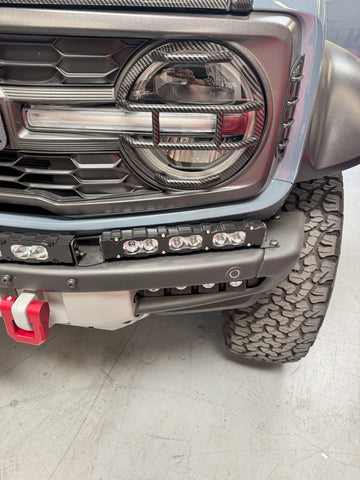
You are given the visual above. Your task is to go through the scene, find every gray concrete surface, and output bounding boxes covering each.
[0,167,359,480]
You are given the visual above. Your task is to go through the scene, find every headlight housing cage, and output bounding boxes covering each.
[116,40,266,191]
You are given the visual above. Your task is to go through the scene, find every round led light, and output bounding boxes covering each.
[213,233,228,247]
[229,281,243,288]
[11,245,30,259]
[186,235,203,249]
[229,231,246,246]
[176,286,188,291]
[148,288,160,293]
[202,283,216,289]
[142,238,159,253]
[29,245,49,260]
[169,236,185,251]
[123,240,140,254]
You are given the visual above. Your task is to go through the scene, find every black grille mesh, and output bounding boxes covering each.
[0,36,145,86]
[0,151,151,200]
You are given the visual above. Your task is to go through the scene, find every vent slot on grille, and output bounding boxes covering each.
[0,36,147,86]
[0,151,152,200]
[278,55,304,155]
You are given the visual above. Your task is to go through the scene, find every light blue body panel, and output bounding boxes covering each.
[326,0,360,53]
[0,0,327,232]
[0,179,290,233]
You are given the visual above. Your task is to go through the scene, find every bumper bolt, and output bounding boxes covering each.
[67,278,77,289]
[270,239,280,247]
[1,274,13,285]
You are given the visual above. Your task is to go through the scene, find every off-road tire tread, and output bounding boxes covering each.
[222,175,343,363]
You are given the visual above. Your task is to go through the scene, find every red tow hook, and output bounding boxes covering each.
[0,296,50,345]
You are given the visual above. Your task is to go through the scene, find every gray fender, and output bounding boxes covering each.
[297,41,360,181]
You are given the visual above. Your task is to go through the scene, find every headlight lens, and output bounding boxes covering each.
[130,56,242,106]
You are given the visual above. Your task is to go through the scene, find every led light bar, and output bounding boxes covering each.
[0,231,75,264]
[142,279,247,297]
[101,219,266,260]
[24,106,248,136]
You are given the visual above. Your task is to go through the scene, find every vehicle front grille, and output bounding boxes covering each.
[0,11,300,218]
[0,36,146,86]
[0,151,152,200]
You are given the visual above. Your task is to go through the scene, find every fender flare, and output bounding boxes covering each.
[297,41,360,181]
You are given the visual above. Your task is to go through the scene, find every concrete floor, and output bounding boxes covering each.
[0,167,359,480]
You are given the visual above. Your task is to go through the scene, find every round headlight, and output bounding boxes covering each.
[116,40,266,191]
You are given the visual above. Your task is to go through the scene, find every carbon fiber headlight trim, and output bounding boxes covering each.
[0,0,253,12]
[116,40,266,191]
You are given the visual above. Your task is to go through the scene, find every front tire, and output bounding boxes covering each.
[222,175,343,363]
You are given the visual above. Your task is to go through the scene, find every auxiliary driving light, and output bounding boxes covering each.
[169,236,186,251]
[213,233,228,247]
[142,238,159,252]
[186,235,203,249]
[213,231,246,247]
[123,239,159,256]
[11,244,49,261]
[169,234,203,252]
[229,231,247,245]
[101,219,266,260]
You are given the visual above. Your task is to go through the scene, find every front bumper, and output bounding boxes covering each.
[0,211,304,328]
